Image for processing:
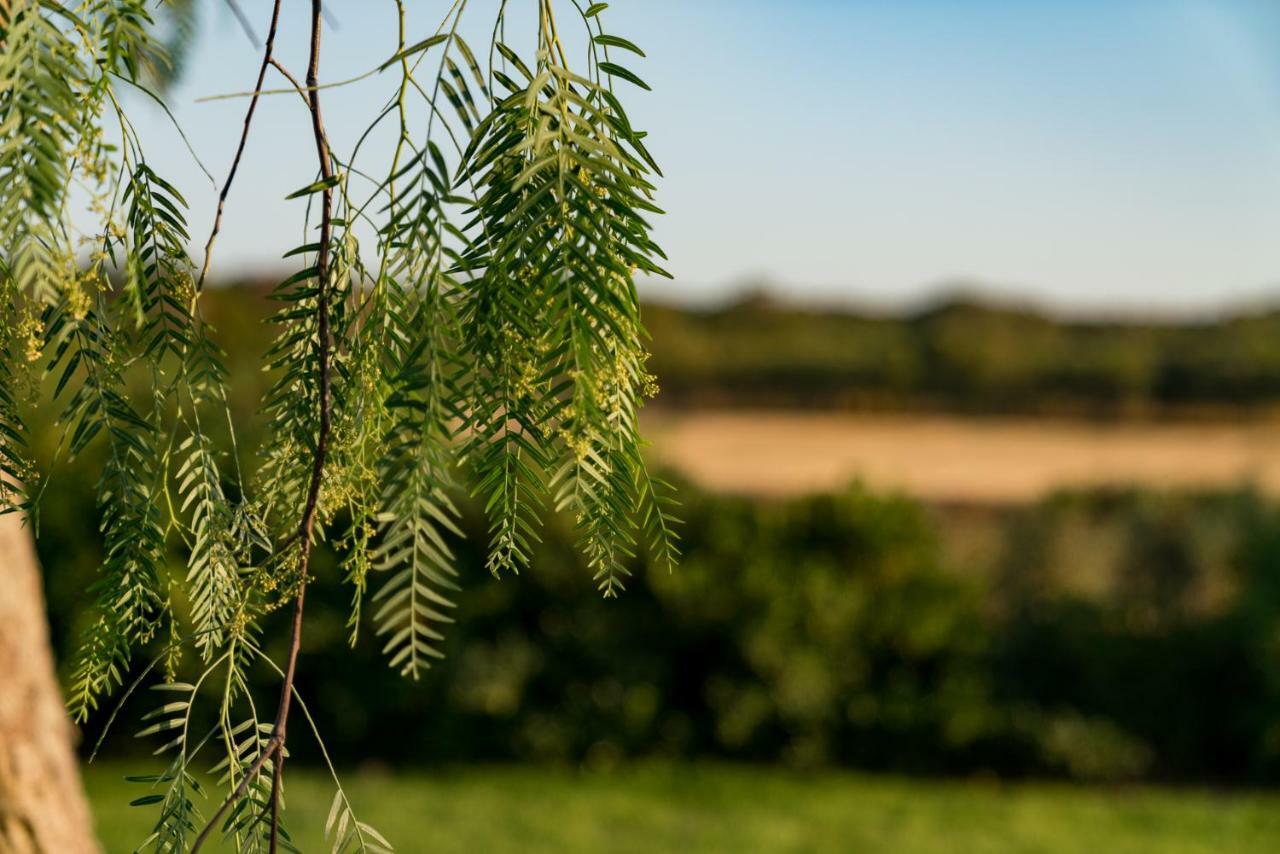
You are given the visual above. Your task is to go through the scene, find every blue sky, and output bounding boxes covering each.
[128,0,1280,315]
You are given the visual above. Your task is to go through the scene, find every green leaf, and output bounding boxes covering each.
[598,62,651,91]
[285,174,342,199]
[380,33,450,71]
[282,242,322,259]
[594,35,645,57]
[129,794,165,807]
[325,790,343,836]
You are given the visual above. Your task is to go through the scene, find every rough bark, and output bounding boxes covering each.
[0,513,99,853]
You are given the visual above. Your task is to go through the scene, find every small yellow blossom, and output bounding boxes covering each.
[18,311,44,362]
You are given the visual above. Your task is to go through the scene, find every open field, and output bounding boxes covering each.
[85,763,1280,853]
[646,411,1280,502]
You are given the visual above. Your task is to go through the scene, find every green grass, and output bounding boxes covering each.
[85,762,1280,853]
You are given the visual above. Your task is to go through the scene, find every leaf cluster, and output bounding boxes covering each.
[0,1,677,848]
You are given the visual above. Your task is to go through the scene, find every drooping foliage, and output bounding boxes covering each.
[0,0,676,849]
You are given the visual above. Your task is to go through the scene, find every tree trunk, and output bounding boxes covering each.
[0,513,99,853]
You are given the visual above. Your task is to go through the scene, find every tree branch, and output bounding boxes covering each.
[196,0,284,291]
[267,1,337,850]
[191,1,337,849]
[188,732,279,852]
[269,58,306,101]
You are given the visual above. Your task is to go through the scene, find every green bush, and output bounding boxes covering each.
[40,463,1280,782]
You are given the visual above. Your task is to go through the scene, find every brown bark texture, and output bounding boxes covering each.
[0,513,99,853]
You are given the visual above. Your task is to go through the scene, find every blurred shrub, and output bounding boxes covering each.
[642,487,1008,771]
[1035,712,1153,780]
[38,462,1280,783]
[993,488,1280,781]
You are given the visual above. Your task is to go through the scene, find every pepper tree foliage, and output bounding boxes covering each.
[0,0,677,849]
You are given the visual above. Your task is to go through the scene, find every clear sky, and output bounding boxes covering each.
[128,0,1280,315]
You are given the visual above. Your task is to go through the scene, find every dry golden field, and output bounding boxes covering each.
[644,411,1280,503]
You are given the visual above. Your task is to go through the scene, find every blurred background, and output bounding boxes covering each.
[42,0,1280,850]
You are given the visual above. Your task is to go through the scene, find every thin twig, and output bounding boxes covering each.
[196,0,284,290]
[268,1,337,850]
[268,57,308,103]
[195,65,380,103]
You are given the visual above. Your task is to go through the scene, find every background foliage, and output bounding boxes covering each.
[35,287,1280,785]
[645,293,1280,416]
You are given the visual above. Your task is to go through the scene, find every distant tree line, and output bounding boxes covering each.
[188,283,1280,418]
[644,293,1280,417]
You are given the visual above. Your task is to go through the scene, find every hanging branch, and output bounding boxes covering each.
[3,0,678,849]
[196,0,284,290]
[267,0,336,847]
[191,0,336,849]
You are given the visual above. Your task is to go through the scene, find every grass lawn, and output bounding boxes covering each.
[85,762,1280,853]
